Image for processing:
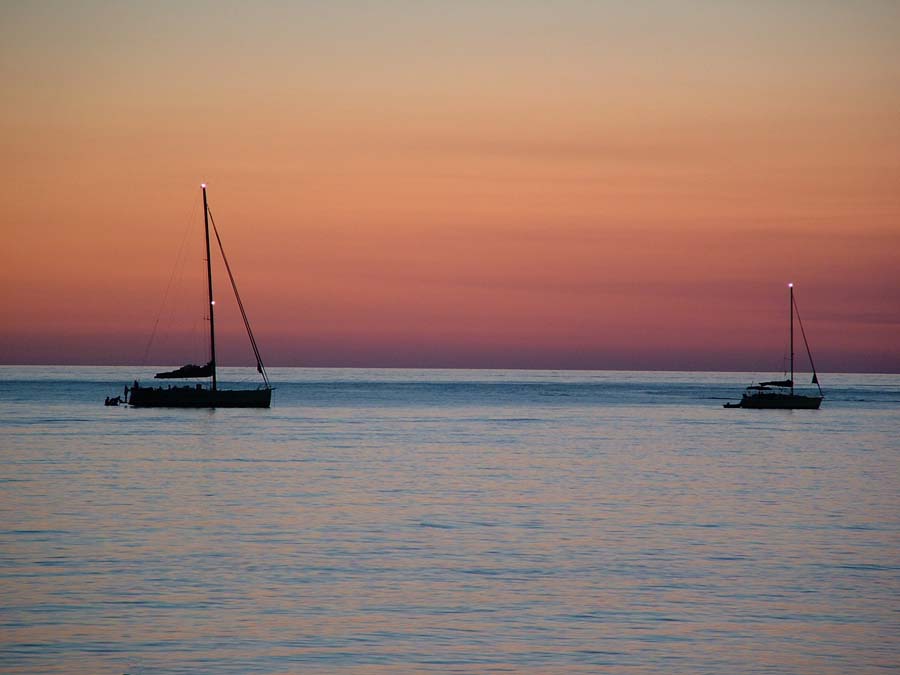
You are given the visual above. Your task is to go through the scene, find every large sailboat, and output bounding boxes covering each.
[117,184,272,408]
[724,283,823,410]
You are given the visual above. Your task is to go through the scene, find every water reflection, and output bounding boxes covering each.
[0,369,898,674]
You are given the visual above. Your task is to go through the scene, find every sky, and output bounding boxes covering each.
[2,1,899,372]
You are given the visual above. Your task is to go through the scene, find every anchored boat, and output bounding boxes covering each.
[725,283,823,410]
[117,184,272,408]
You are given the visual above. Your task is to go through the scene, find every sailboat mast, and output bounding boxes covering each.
[202,183,217,392]
[789,282,794,395]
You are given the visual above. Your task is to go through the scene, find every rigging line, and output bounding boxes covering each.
[140,198,200,366]
[208,208,270,388]
[792,295,824,396]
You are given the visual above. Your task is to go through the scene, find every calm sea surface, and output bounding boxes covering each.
[1,367,898,674]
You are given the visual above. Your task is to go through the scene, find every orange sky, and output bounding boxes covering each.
[2,2,899,371]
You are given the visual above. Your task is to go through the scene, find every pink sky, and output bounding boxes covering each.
[2,2,898,371]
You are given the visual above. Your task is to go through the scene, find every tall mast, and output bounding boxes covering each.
[789,282,794,395]
[202,183,217,392]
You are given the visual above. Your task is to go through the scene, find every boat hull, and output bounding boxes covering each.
[727,393,822,410]
[129,385,272,408]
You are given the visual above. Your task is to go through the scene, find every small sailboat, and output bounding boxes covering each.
[725,283,823,410]
[117,184,273,408]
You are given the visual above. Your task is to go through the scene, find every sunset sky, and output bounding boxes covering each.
[2,1,898,372]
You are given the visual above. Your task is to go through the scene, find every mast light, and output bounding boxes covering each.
[788,282,793,288]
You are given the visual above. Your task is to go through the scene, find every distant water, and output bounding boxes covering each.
[1,367,898,674]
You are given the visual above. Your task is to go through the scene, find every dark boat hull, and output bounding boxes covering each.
[726,392,822,410]
[129,385,272,408]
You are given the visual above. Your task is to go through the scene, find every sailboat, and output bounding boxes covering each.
[724,283,823,409]
[118,184,273,408]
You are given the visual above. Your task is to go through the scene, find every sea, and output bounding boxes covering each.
[1,366,898,675]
